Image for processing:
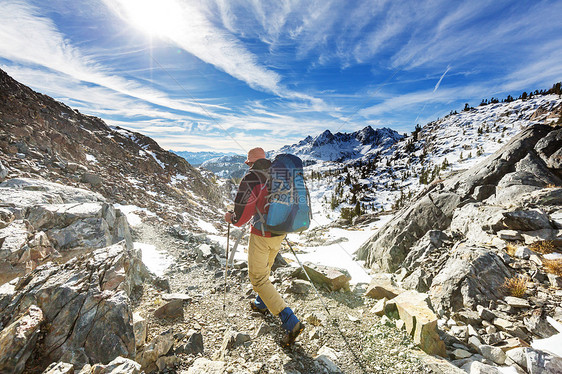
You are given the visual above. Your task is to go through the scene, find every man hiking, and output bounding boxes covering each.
[224,147,304,347]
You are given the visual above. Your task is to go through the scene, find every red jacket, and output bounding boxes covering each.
[231,158,275,236]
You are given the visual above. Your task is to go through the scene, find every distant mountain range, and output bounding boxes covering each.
[171,150,241,166]
[200,154,248,179]
[274,126,403,163]
[182,125,405,179]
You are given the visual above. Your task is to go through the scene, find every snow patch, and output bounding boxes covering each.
[531,317,562,358]
[135,242,172,276]
[544,252,562,260]
[86,154,98,163]
[114,204,156,227]
[196,218,218,234]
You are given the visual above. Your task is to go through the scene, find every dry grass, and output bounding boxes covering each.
[544,259,562,277]
[503,276,528,297]
[529,240,556,255]
[506,243,517,257]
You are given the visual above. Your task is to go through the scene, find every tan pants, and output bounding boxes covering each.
[248,233,287,315]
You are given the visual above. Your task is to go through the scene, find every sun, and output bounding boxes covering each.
[116,0,184,38]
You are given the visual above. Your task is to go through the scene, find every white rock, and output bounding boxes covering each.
[505,296,530,308]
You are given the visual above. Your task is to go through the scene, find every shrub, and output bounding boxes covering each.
[506,244,517,257]
[529,240,556,254]
[544,259,562,277]
[502,276,527,297]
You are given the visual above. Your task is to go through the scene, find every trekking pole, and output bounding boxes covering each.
[285,238,368,373]
[223,222,230,311]
[285,238,332,317]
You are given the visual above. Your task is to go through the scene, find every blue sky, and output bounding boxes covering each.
[1,0,561,153]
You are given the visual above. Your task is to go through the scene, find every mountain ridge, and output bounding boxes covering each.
[0,68,223,227]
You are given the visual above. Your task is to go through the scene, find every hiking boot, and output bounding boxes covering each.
[281,321,305,347]
[250,300,268,315]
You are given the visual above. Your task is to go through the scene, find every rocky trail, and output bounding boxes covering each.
[129,222,436,373]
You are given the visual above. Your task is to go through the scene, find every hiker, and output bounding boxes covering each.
[224,147,304,346]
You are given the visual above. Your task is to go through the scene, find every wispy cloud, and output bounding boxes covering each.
[433,66,451,93]
[0,1,223,116]
[103,0,322,104]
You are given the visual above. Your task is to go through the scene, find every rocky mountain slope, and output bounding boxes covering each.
[304,92,562,221]
[0,67,445,374]
[2,68,562,374]
[357,123,562,372]
[0,68,223,227]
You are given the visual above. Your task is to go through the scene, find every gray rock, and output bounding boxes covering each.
[461,361,501,374]
[365,273,403,299]
[521,229,562,245]
[357,191,461,272]
[293,262,351,291]
[472,185,496,201]
[315,346,343,374]
[477,305,496,322]
[547,273,562,288]
[467,335,482,350]
[195,244,213,262]
[287,279,312,294]
[454,309,481,326]
[498,229,523,240]
[0,208,14,229]
[526,348,562,374]
[137,329,174,371]
[551,210,562,229]
[515,246,532,259]
[429,244,511,314]
[0,305,44,374]
[506,347,529,370]
[452,348,472,359]
[161,293,192,303]
[450,204,506,244]
[60,347,89,371]
[535,127,562,169]
[0,178,105,206]
[479,344,506,365]
[186,358,226,373]
[0,220,30,262]
[81,172,103,187]
[501,208,554,231]
[154,299,184,320]
[0,242,143,366]
[402,230,451,270]
[505,296,530,308]
[0,161,8,182]
[133,313,147,349]
[215,330,252,360]
[176,331,204,355]
[524,310,558,338]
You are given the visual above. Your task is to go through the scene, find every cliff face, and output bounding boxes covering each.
[0,68,223,225]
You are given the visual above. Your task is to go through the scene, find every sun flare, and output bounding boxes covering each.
[117,0,184,38]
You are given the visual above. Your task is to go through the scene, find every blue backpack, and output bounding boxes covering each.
[253,154,312,234]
